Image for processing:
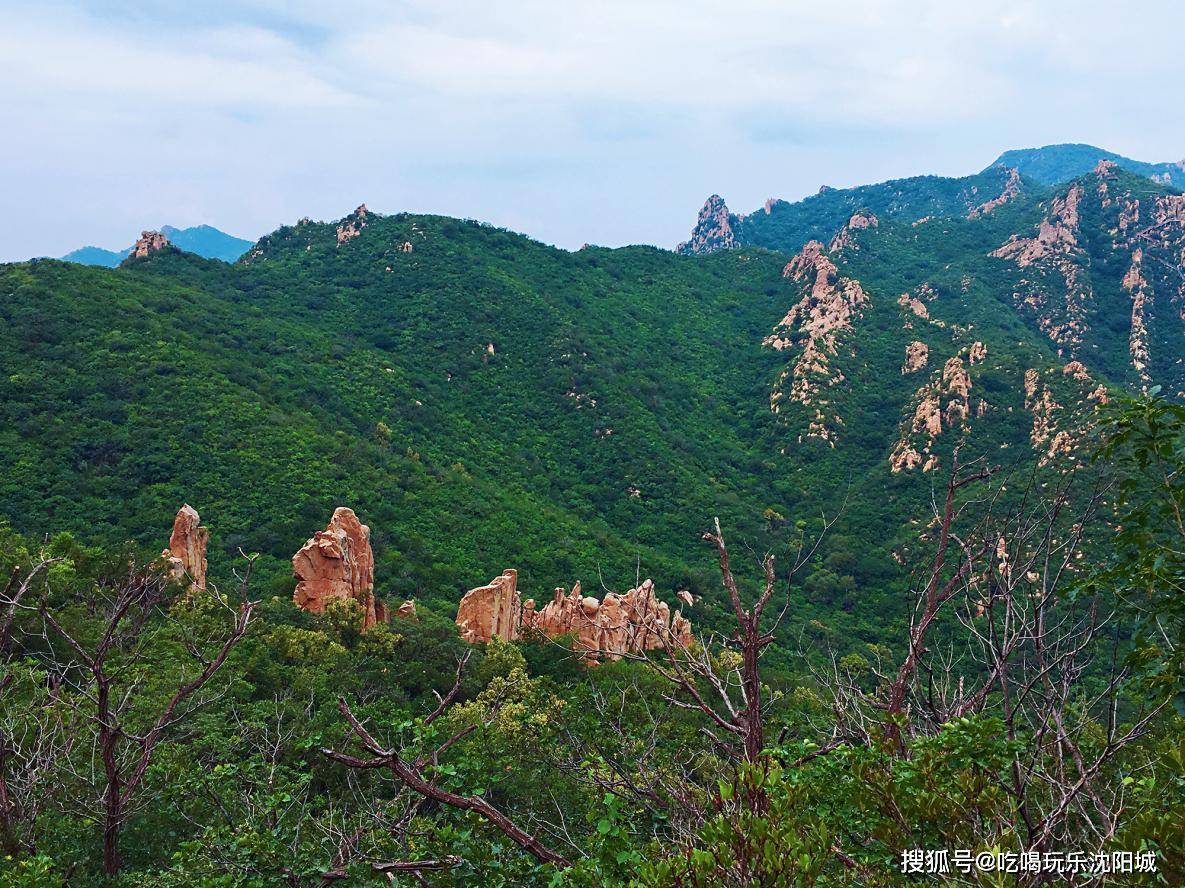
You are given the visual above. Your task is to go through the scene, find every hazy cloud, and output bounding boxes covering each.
[2,0,1183,260]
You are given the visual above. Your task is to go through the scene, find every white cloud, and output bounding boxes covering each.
[0,0,1183,260]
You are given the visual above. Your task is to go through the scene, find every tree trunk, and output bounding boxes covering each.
[98,678,123,877]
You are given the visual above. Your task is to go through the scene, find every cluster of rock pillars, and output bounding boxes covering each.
[160,505,693,662]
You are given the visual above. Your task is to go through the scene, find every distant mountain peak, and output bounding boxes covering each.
[60,223,253,266]
[675,165,1030,257]
[676,194,739,255]
[987,143,1185,189]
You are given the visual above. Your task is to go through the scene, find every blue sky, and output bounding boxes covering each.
[3,0,1184,261]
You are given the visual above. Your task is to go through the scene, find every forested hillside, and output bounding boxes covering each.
[2,163,1184,884]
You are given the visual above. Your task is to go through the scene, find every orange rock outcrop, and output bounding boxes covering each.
[292,507,380,630]
[902,341,928,374]
[890,347,981,473]
[456,569,522,643]
[456,572,692,661]
[764,240,869,444]
[336,204,369,246]
[131,230,170,259]
[162,504,208,591]
[676,195,739,255]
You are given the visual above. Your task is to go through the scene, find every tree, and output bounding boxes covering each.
[37,554,257,876]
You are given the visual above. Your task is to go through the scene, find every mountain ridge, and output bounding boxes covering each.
[4,163,1182,642]
[60,223,253,266]
[988,142,1185,188]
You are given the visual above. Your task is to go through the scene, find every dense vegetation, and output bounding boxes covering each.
[990,143,1185,188]
[1,165,1183,883]
[725,166,1041,256]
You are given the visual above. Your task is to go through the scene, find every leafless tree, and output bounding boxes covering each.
[321,512,837,871]
[35,554,258,876]
[807,454,1169,859]
[0,557,61,856]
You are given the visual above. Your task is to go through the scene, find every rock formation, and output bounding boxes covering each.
[992,183,1092,350]
[292,507,380,630]
[1122,249,1152,381]
[969,167,1022,219]
[828,211,878,254]
[890,348,980,473]
[161,504,208,591]
[131,230,170,259]
[764,239,869,444]
[676,195,739,255]
[455,572,692,662]
[456,569,522,643]
[902,341,928,374]
[336,205,369,246]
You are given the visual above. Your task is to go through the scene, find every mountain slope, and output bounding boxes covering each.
[989,143,1185,189]
[160,224,253,261]
[677,166,1037,256]
[59,224,252,266]
[3,178,1181,642]
[59,244,130,266]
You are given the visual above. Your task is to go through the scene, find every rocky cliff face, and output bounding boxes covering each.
[292,507,380,629]
[676,195,739,255]
[989,162,1185,386]
[828,212,878,254]
[456,569,522,643]
[764,239,869,445]
[161,504,208,591]
[968,168,1022,219]
[130,230,170,259]
[889,345,985,473]
[336,204,369,246]
[902,341,929,374]
[455,572,692,661]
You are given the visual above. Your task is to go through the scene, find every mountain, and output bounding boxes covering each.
[988,143,1185,189]
[3,168,1183,644]
[160,224,254,261]
[59,224,252,266]
[59,244,130,266]
[677,165,1037,256]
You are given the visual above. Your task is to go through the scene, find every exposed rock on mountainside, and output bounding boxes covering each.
[676,166,1031,257]
[992,182,1090,350]
[902,341,928,374]
[455,571,692,661]
[292,507,381,630]
[765,239,869,444]
[456,569,522,643]
[890,346,984,473]
[969,168,1022,219]
[828,212,878,254]
[676,195,739,255]
[336,204,369,246]
[525,579,693,662]
[990,163,1185,382]
[130,230,170,259]
[1123,249,1153,382]
[1024,369,1073,466]
[161,504,208,592]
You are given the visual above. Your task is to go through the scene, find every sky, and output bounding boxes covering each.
[3,0,1185,261]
